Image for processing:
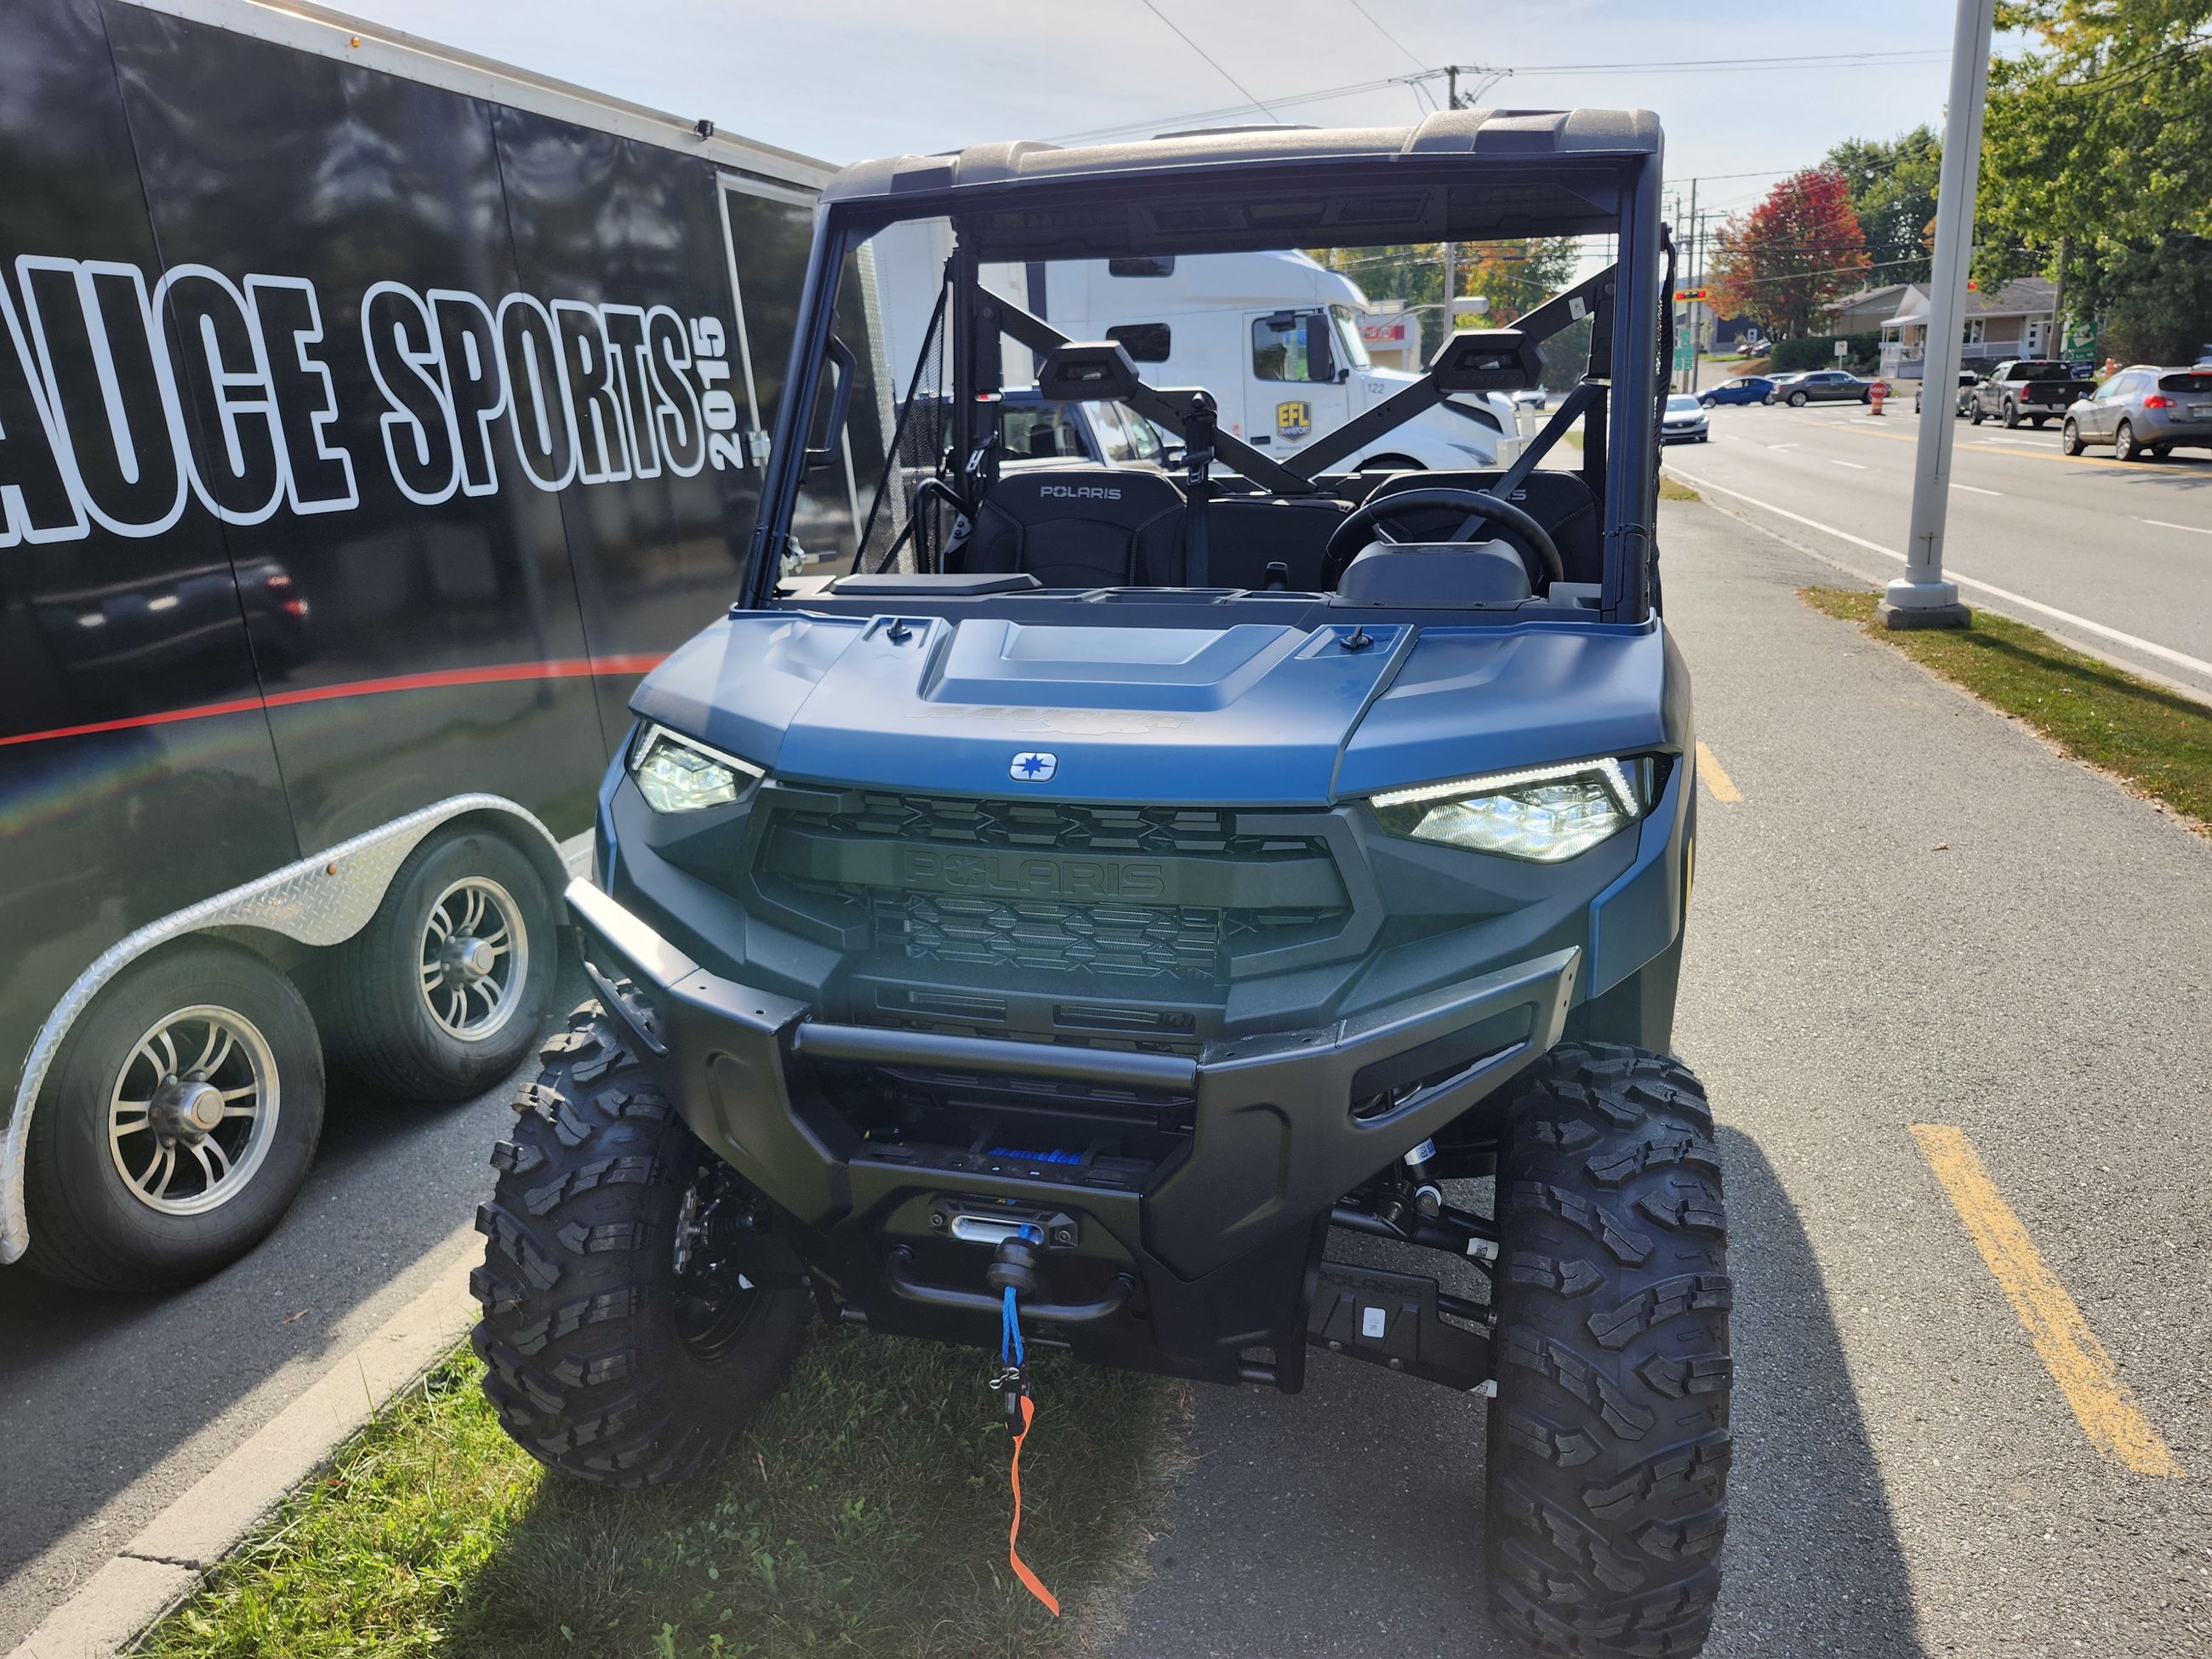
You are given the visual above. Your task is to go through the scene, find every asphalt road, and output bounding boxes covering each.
[0,970,580,1652]
[1112,500,2212,1657]
[1659,398,2212,698]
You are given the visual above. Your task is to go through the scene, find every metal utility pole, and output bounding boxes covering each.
[1885,0,1995,630]
[1442,67,1460,341]
[1430,64,1507,348]
[1685,179,1701,393]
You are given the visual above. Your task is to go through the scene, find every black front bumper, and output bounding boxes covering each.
[567,877,1576,1388]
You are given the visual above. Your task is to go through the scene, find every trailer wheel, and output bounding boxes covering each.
[472,1006,809,1485]
[1485,1044,1730,1657]
[321,828,556,1103]
[23,941,324,1291]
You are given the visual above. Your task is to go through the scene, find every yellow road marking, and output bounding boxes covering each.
[1908,1123,2185,1478]
[1694,740,1742,803]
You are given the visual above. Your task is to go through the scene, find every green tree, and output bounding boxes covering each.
[1981,0,2212,354]
[1312,238,1581,358]
[1826,125,1941,287]
[1984,0,2212,254]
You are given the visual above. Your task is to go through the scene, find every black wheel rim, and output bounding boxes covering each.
[670,1167,769,1362]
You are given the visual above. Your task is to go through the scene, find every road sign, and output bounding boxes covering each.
[1834,339,1850,358]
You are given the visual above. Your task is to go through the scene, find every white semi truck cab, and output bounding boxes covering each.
[864,228,1520,473]
[1033,249,1520,470]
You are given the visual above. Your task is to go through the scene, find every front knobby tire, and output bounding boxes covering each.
[1485,1044,1732,1657]
[471,1006,809,1485]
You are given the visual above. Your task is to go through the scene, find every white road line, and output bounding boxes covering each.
[2140,517,2212,536]
[1667,470,2212,681]
[1766,442,1799,451]
[1828,459,1869,470]
[1956,484,2004,497]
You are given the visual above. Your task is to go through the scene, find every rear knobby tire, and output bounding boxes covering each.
[471,1006,809,1485]
[1485,1044,1731,1657]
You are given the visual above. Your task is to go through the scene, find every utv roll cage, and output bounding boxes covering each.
[744,109,1670,622]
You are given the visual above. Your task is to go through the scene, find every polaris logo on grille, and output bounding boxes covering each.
[1037,484,1120,500]
[1010,750,1057,781]
[895,849,1166,899]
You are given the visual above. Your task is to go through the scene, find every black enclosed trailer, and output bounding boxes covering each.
[0,0,885,1290]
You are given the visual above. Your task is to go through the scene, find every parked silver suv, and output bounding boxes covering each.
[2062,366,2212,461]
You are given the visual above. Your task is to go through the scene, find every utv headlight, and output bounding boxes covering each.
[1368,758,1646,863]
[629,723,761,813]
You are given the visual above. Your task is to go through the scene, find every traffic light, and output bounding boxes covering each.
[1673,288,1710,302]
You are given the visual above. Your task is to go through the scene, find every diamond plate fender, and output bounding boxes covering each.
[0,795,580,1264]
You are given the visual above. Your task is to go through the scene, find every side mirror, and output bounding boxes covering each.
[1307,315,1336,384]
[805,335,858,473]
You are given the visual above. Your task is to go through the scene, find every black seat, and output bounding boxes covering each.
[1205,493,1352,590]
[1360,470,1601,585]
[960,469,1186,587]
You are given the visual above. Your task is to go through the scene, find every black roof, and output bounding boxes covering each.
[822,109,1662,206]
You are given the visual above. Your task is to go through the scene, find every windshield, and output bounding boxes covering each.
[828,226,1618,579]
[1329,304,1373,372]
[1667,395,1702,413]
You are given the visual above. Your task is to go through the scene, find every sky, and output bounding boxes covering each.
[335,0,1989,225]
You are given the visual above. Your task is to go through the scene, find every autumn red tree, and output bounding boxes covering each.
[1707,165,1873,339]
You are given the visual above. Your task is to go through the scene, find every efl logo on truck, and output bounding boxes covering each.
[0,257,750,548]
[1275,400,1312,440]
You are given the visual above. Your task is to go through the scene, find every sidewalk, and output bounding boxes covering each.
[1110,499,2212,1657]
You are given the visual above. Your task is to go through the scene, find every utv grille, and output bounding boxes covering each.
[752,791,1349,986]
[807,793,1318,859]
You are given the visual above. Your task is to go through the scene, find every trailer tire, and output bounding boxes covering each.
[471,1006,808,1485]
[320,828,556,1103]
[23,941,324,1291]
[1485,1043,1731,1658]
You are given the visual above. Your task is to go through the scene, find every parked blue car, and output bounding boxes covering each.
[1698,375,1776,407]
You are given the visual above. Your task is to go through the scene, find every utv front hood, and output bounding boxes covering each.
[633,611,1674,808]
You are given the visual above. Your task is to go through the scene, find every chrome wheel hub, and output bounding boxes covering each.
[418,877,527,1041]
[109,1006,280,1216]
[148,1078,227,1142]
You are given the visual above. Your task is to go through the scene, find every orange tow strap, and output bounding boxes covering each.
[1008,1391,1061,1616]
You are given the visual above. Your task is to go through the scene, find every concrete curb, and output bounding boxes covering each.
[8,1230,481,1659]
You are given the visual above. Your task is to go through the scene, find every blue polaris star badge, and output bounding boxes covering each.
[1010,750,1058,782]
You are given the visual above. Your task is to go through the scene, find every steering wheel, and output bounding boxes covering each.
[1321,485,1565,591]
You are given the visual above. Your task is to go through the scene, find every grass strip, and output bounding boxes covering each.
[1658,474,1699,501]
[1801,586,2212,830]
[141,1330,1183,1659]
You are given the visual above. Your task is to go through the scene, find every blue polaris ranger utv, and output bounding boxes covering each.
[474,110,1730,1655]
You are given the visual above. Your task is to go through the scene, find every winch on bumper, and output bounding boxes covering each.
[566,875,1580,1388]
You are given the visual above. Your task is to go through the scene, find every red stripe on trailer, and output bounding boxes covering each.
[0,653,670,750]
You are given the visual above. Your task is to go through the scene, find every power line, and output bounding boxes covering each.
[1046,46,1953,145]
[1340,0,1428,71]
[1137,2,1283,123]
